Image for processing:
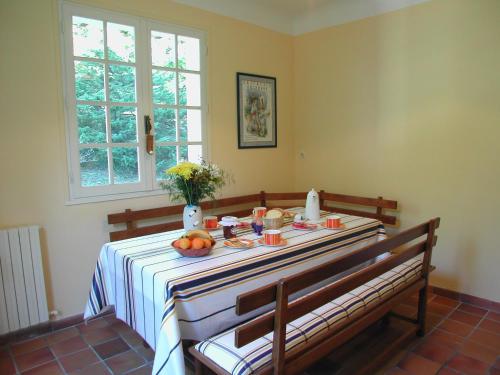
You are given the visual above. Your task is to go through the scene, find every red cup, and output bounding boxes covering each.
[326,216,341,229]
[203,216,218,229]
[263,230,282,245]
[253,207,267,218]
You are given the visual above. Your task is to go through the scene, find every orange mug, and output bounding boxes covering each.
[253,207,267,218]
[326,216,342,229]
[203,216,218,229]
[263,230,282,246]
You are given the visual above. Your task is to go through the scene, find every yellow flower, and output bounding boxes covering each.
[166,162,200,180]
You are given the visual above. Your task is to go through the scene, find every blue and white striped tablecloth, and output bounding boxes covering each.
[84,208,386,375]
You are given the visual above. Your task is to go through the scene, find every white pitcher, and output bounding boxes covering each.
[305,188,320,222]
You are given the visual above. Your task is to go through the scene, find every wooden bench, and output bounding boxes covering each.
[107,191,397,241]
[189,218,440,375]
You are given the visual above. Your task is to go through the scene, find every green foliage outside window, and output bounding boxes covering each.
[76,45,189,186]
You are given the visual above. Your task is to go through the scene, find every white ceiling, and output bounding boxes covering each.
[173,0,431,35]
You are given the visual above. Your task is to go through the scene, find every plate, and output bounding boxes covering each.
[224,238,255,249]
[320,223,346,230]
[292,222,317,231]
[258,238,288,247]
[237,221,251,228]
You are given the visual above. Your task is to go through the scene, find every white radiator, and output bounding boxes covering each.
[0,226,48,334]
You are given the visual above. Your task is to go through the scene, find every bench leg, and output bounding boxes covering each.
[416,286,427,337]
[194,358,204,375]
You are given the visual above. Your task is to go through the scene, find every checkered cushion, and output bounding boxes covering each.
[194,256,423,375]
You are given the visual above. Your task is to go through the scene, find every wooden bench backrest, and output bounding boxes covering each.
[320,191,397,225]
[107,194,262,241]
[263,191,397,225]
[107,191,398,241]
[234,218,440,374]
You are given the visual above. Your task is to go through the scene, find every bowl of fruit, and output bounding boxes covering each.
[171,229,216,257]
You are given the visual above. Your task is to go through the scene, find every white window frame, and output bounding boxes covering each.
[60,1,208,204]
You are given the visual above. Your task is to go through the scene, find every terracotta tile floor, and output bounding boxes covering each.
[0,292,498,374]
[368,292,499,375]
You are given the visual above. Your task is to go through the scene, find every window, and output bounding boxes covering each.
[61,3,206,202]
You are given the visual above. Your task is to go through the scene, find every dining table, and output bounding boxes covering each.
[84,208,387,375]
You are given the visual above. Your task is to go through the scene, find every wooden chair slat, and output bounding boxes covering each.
[107,191,399,241]
[108,194,261,225]
[322,205,397,225]
[109,221,183,241]
[321,192,397,209]
[235,240,426,347]
[108,204,185,224]
[236,221,434,315]
[199,194,262,210]
[285,241,426,321]
[265,192,308,201]
[213,209,253,219]
[272,281,288,374]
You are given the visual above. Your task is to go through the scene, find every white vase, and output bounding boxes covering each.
[183,205,202,230]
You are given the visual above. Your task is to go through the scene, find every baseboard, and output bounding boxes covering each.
[430,285,500,312]
[0,308,113,345]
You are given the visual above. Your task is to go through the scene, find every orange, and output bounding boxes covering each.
[173,239,182,248]
[203,238,212,248]
[178,238,191,249]
[191,238,205,250]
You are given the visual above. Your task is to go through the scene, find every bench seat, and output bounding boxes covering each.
[193,256,423,375]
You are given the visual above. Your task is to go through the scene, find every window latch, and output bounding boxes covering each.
[144,115,154,155]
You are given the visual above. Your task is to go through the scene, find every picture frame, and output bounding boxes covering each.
[236,72,277,149]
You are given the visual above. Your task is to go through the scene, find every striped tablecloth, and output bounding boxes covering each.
[84,208,386,375]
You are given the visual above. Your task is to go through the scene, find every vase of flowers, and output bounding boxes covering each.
[161,161,230,230]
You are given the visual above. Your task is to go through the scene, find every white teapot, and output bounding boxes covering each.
[305,188,320,222]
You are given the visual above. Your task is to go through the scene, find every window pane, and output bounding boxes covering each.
[110,106,136,142]
[109,64,136,102]
[80,148,109,186]
[179,72,200,106]
[107,22,135,62]
[188,145,202,163]
[178,36,200,71]
[179,109,201,142]
[72,16,104,59]
[156,146,176,180]
[77,105,106,144]
[152,70,176,104]
[179,145,187,162]
[74,61,105,101]
[179,145,202,163]
[151,31,175,68]
[112,147,139,184]
[154,108,176,142]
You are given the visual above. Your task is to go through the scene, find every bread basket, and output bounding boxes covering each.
[262,216,284,229]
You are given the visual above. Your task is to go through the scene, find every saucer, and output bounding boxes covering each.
[203,224,221,231]
[224,238,254,249]
[320,223,346,230]
[292,222,317,231]
[258,238,288,247]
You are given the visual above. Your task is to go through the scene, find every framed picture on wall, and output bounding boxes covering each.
[237,72,277,149]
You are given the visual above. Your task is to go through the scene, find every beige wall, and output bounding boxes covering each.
[293,0,500,301]
[0,0,294,317]
[1,0,499,320]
